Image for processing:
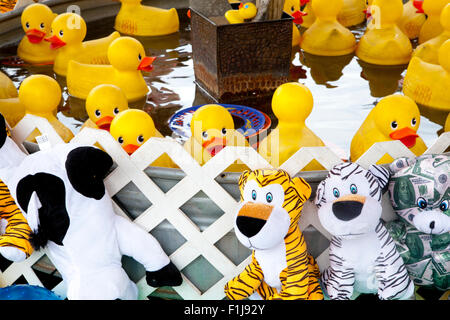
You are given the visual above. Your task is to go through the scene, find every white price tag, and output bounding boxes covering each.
[36,134,52,151]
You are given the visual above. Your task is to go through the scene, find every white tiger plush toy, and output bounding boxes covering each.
[315,162,415,300]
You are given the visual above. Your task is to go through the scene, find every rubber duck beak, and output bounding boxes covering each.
[45,35,66,50]
[389,127,419,148]
[123,144,140,155]
[202,137,227,157]
[187,9,191,18]
[239,2,244,9]
[26,29,46,44]
[413,0,424,13]
[138,56,156,72]
[95,116,114,131]
[363,8,372,19]
[292,11,307,24]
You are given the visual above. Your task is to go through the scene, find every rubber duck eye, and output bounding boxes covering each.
[202,131,208,139]
[59,30,64,37]
[25,22,30,28]
[95,109,101,117]
[440,200,449,212]
[291,6,295,11]
[40,23,45,29]
[137,135,145,144]
[350,184,358,194]
[411,118,417,126]
[118,137,124,144]
[245,4,249,8]
[417,197,427,209]
[113,107,120,115]
[266,192,273,203]
[333,188,340,198]
[138,53,142,61]
[252,190,257,201]
[391,121,398,129]
[221,128,227,135]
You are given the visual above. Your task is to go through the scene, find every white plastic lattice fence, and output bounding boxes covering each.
[1,114,449,300]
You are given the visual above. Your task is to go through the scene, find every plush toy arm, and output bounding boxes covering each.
[224,252,264,300]
[114,215,182,287]
[0,180,33,261]
[375,224,414,300]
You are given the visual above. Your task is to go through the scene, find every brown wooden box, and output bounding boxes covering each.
[190,8,293,103]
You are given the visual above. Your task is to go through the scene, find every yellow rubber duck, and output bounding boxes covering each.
[356,0,412,65]
[258,82,326,171]
[398,0,426,40]
[109,109,176,168]
[301,0,366,28]
[350,94,427,164]
[445,113,450,131]
[0,71,24,127]
[45,12,120,77]
[17,3,57,64]
[403,39,450,112]
[80,84,129,132]
[225,2,257,24]
[0,71,17,99]
[115,0,179,36]
[413,3,450,65]
[18,75,74,143]
[418,0,450,44]
[67,36,154,102]
[300,0,356,56]
[284,0,307,47]
[183,104,249,172]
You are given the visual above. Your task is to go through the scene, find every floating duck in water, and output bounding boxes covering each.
[413,3,450,65]
[258,82,326,171]
[183,104,249,172]
[110,109,176,167]
[403,39,450,112]
[350,94,427,164]
[356,0,412,65]
[284,0,308,47]
[114,0,179,36]
[225,2,257,24]
[67,36,154,102]
[0,71,24,127]
[301,0,366,28]
[81,84,129,132]
[17,3,57,64]
[18,74,74,143]
[418,0,450,44]
[300,0,356,56]
[45,12,120,76]
[398,0,426,40]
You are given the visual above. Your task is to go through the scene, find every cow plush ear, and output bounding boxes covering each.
[0,113,7,149]
[368,164,390,190]
[65,146,113,200]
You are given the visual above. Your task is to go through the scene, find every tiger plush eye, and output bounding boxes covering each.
[333,188,340,198]
[252,190,257,200]
[266,192,273,203]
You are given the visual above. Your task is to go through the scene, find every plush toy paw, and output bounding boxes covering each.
[0,247,26,262]
[146,261,183,287]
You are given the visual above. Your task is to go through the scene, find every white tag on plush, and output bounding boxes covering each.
[26,192,42,233]
[36,134,52,151]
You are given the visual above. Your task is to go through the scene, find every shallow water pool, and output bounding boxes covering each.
[0,13,445,159]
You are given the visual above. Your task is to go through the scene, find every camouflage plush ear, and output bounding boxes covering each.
[389,157,416,174]
[314,180,326,208]
[292,176,312,200]
[368,164,390,189]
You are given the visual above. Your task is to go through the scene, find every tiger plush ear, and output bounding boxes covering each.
[368,164,390,190]
[292,176,312,200]
[238,170,251,194]
[314,180,326,208]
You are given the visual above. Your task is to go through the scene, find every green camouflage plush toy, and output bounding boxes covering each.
[386,154,450,291]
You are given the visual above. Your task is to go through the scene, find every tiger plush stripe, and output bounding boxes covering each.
[0,0,17,13]
[225,169,323,300]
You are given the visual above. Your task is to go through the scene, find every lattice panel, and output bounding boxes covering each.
[0,114,448,300]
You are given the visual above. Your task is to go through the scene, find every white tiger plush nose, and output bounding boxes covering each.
[332,194,366,221]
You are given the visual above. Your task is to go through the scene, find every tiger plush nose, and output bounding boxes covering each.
[332,194,366,221]
[236,202,273,238]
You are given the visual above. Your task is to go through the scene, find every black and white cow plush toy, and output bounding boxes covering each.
[0,121,182,299]
[314,162,414,300]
